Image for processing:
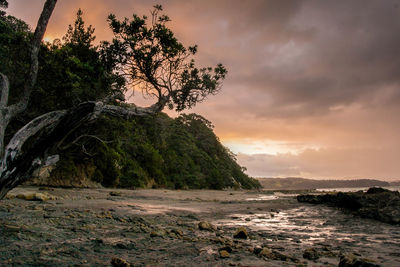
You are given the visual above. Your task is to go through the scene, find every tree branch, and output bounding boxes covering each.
[6,0,57,118]
[0,72,10,108]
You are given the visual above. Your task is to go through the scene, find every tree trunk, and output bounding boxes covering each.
[0,100,165,199]
[0,0,57,198]
[0,0,172,199]
[0,0,57,154]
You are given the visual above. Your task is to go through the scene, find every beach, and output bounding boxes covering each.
[1,187,399,266]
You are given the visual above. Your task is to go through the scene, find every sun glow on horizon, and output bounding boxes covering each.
[222,139,319,156]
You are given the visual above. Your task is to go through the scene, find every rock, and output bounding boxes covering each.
[16,192,54,201]
[259,248,288,261]
[339,253,380,267]
[233,227,248,239]
[303,248,319,260]
[171,229,183,236]
[38,187,54,191]
[198,221,215,231]
[25,163,102,188]
[366,187,389,194]
[253,246,263,255]
[150,229,166,238]
[219,250,230,258]
[219,246,233,253]
[5,194,15,199]
[111,257,130,267]
[297,188,400,224]
[109,191,122,196]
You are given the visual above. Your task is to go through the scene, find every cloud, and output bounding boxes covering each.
[7,0,400,179]
[237,145,400,181]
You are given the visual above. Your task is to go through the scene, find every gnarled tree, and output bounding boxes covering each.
[0,1,226,199]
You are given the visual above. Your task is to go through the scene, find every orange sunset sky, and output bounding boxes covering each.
[7,0,400,180]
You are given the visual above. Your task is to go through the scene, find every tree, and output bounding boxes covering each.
[103,5,227,111]
[0,2,227,199]
[63,8,95,47]
[0,0,7,16]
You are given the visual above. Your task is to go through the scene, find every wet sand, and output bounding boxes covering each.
[1,187,399,266]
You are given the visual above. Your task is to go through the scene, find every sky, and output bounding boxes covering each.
[7,0,400,180]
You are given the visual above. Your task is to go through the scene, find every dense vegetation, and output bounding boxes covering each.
[54,113,260,189]
[0,6,260,190]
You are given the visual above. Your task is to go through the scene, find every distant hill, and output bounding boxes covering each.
[258,177,390,190]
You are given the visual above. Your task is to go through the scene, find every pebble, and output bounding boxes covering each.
[233,227,248,239]
[198,221,215,231]
[219,250,230,258]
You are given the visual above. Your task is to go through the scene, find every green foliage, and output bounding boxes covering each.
[1,6,259,190]
[27,9,123,120]
[0,0,7,16]
[103,5,227,111]
[55,113,260,190]
[0,0,7,9]
[0,13,31,103]
[63,9,95,47]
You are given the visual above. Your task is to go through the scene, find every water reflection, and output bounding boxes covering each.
[215,197,400,265]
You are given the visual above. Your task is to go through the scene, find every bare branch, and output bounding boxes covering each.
[0,72,10,108]
[6,0,57,118]
[2,110,67,167]
[60,134,113,151]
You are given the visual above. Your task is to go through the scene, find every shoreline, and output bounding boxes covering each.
[1,187,399,266]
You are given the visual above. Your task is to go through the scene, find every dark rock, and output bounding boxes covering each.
[233,227,248,239]
[109,191,122,196]
[297,188,400,224]
[366,187,389,194]
[339,253,380,267]
[219,246,233,253]
[111,257,130,267]
[253,246,263,255]
[303,248,319,260]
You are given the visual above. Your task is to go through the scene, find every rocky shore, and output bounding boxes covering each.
[297,187,400,224]
[1,187,399,266]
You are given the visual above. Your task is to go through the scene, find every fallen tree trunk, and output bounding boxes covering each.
[0,100,165,199]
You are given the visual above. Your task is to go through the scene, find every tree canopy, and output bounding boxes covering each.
[0,1,259,199]
[103,5,227,111]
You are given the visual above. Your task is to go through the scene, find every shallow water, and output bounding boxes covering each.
[215,195,400,266]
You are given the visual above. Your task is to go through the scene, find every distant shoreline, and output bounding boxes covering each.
[257,177,400,190]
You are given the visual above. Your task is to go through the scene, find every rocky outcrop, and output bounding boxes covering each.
[16,192,56,201]
[297,187,400,224]
[26,164,102,188]
[339,253,380,267]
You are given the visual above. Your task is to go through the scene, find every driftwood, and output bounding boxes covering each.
[0,100,166,199]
